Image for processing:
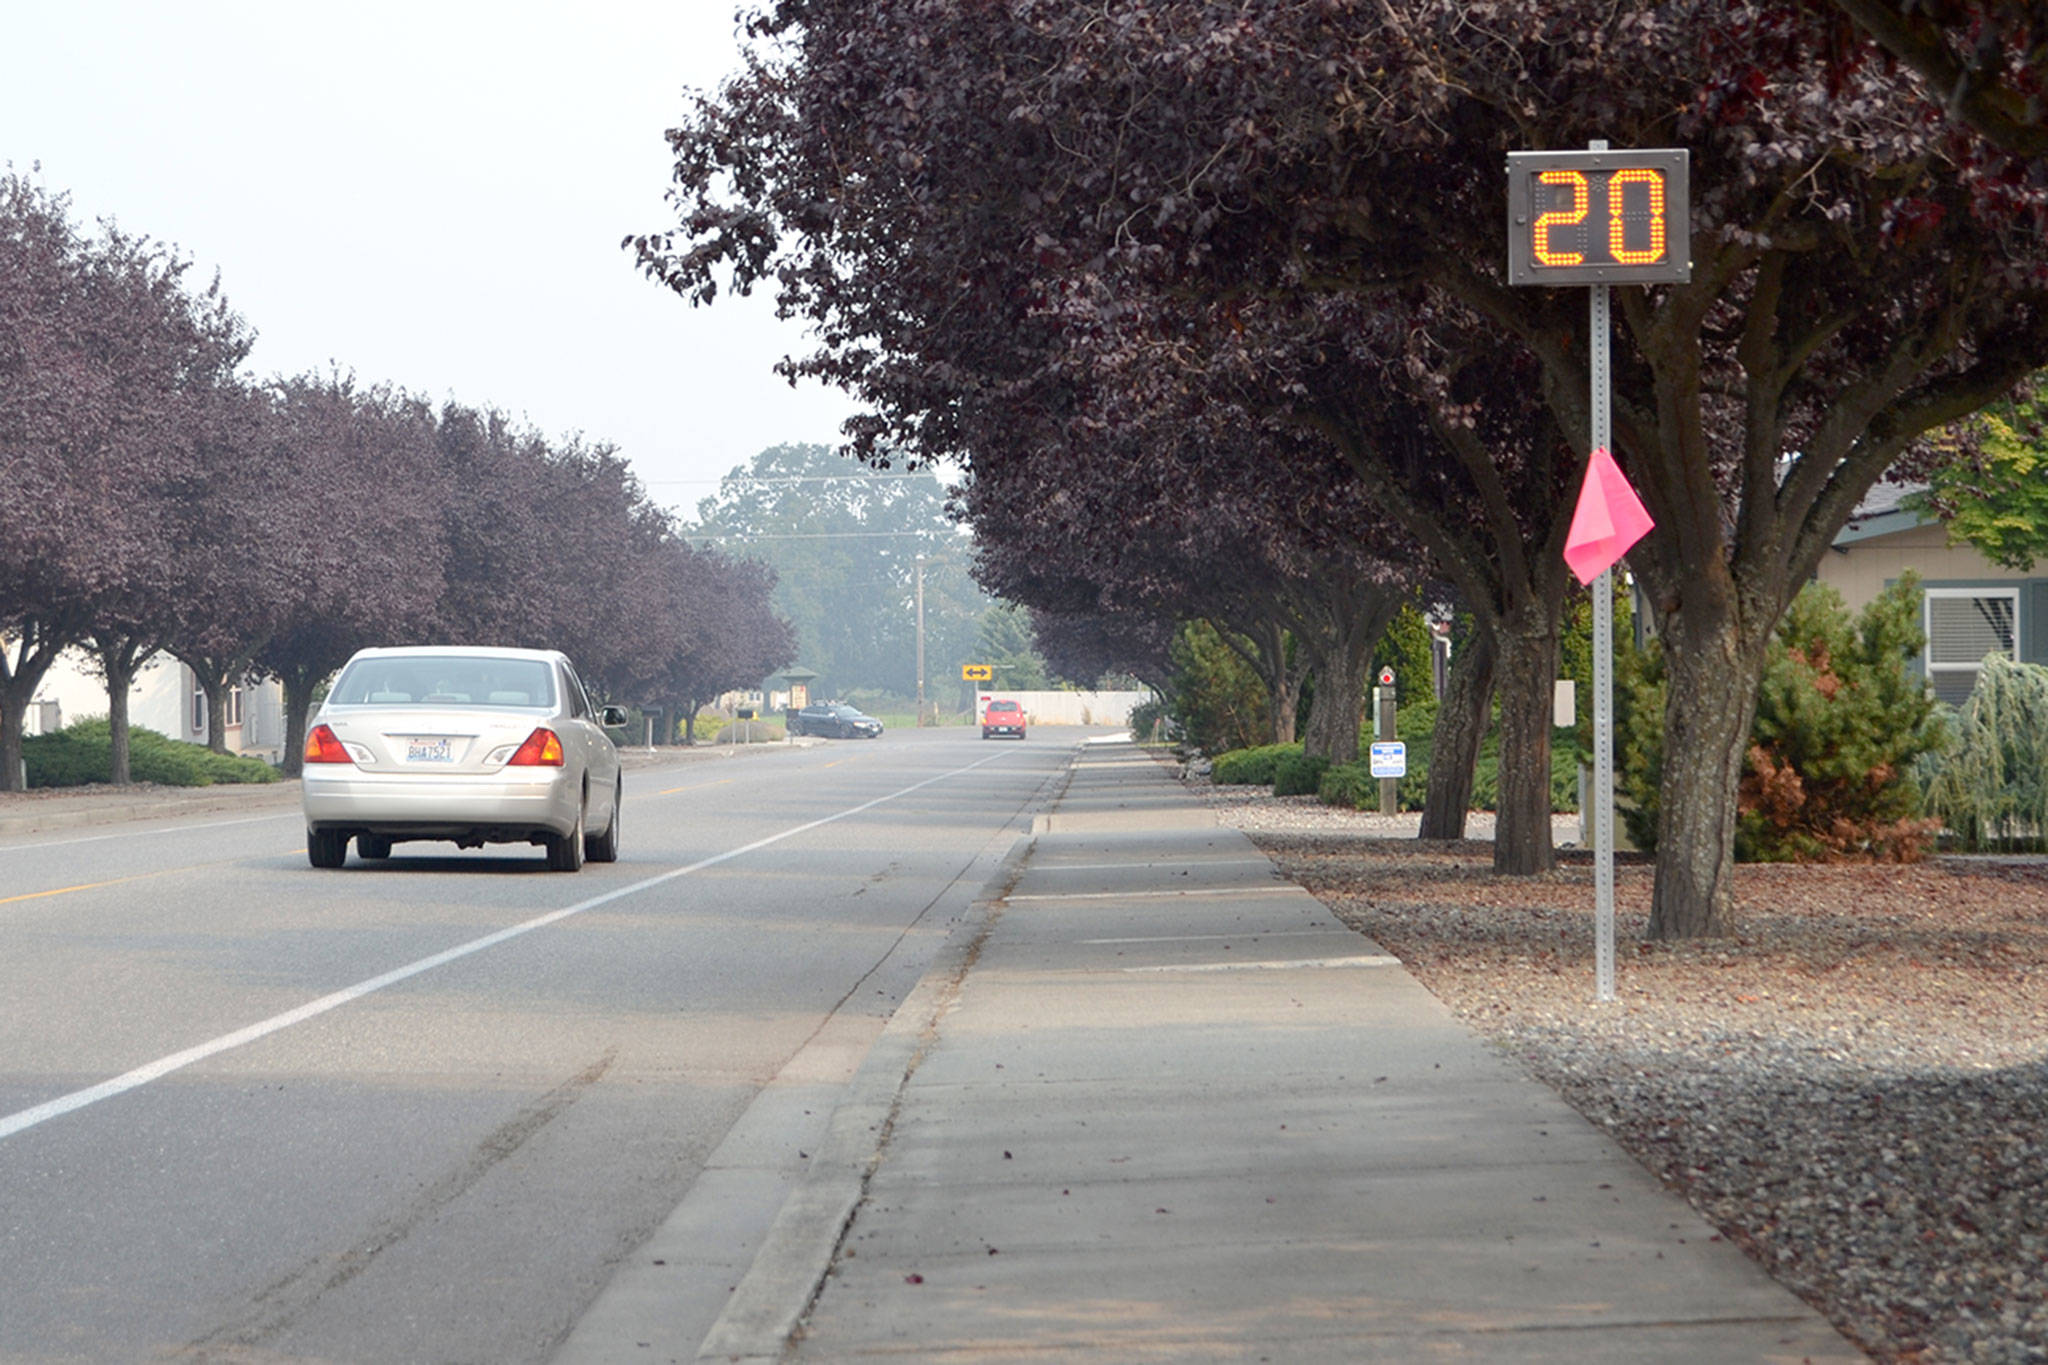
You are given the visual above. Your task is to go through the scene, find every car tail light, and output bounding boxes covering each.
[507,727,565,766]
[304,724,353,765]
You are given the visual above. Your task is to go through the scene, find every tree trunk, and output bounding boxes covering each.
[105,655,136,785]
[176,651,240,755]
[1296,579,1407,768]
[91,635,156,786]
[278,667,321,778]
[1490,611,1563,875]
[1420,630,1495,839]
[0,626,72,792]
[0,690,25,793]
[1217,619,1302,747]
[1646,609,1763,940]
[1301,652,1364,764]
[1271,670,1302,746]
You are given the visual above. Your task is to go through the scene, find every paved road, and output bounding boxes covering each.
[0,728,1065,1363]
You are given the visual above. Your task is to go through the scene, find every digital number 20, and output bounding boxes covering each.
[1533,169,1667,266]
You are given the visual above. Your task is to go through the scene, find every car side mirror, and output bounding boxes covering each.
[599,705,629,728]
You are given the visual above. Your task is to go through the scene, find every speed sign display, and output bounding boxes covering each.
[1506,149,1690,286]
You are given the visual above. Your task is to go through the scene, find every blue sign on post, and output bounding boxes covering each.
[1369,741,1407,779]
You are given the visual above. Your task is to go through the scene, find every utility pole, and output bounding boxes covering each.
[915,554,927,726]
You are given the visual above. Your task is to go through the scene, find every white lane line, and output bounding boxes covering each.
[3,811,300,852]
[0,751,1019,1144]
[1081,931,1339,945]
[1122,956,1401,973]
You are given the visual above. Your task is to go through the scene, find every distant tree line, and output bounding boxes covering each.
[684,442,990,704]
[0,172,793,790]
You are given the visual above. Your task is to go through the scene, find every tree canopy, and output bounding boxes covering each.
[1,170,793,785]
[642,0,2048,936]
[0,173,249,787]
[1911,383,2048,571]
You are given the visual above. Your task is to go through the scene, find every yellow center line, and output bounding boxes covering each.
[657,778,736,796]
[0,868,176,907]
[6,845,309,904]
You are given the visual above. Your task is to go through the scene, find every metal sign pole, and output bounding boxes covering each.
[1506,135,1686,1003]
[1590,281,1617,1003]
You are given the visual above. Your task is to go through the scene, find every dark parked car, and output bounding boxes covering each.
[790,702,884,739]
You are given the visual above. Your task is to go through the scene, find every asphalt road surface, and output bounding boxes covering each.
[0,727,1069,1363]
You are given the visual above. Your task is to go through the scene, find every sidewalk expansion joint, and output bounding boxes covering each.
[1120,954,1403,973]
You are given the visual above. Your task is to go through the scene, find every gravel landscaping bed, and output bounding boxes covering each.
[1200,782,2048,1364]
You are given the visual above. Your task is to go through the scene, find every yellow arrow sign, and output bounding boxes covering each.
[961,664,993,681]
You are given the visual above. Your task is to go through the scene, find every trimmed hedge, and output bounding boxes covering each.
[22,720,279,788]
[1210,742,1303,785]
[1318,761,1379,809]
[1319,707,1583,814]
[1272,752,1330,796]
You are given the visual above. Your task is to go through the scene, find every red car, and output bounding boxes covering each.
[981,699,1026,740]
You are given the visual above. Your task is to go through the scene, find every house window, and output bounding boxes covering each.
[189,681,247,736]
[1925,588,2020,706]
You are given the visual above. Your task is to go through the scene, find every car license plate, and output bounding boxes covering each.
[406,737,455,763]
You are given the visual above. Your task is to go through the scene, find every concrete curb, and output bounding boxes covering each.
[692,831,1038,1364]
[0,783,303,838]
[688,739,1085,1364]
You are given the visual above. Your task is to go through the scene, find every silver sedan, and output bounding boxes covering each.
[301,646,625,870]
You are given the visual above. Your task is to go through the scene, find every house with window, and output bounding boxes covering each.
[26,648,286,761]
[1815,482,2043,705]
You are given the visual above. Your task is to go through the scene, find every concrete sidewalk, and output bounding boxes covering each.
[680,738,1862,1363]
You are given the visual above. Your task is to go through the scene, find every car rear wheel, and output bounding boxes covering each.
[587,778,621,863]
[308,828,348,869]
[356,834,393,860]
[546,798,586,871]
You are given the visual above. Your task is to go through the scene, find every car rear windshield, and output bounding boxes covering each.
[328,656,557,709]
[989,702,1020,712]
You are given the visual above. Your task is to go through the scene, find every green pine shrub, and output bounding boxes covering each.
[1210,742,1303,785]
[1613,627,1672,850]
[1127,697,1169,742]
[1166,621,1271,755]
[1615,574,1947,861]
[1919,653,2048,851]
[23,719,280,788]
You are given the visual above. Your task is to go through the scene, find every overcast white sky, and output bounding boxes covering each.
[1,2,862,520]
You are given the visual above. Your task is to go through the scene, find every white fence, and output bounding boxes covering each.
[976,689,1153,726]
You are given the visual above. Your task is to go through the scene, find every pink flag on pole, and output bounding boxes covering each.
[1563,446,1654,586]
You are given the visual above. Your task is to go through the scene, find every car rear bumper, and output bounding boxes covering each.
[302,767,578,840]
[982,725,1025,738]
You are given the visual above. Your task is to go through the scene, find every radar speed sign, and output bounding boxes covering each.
[1507,149,1690,286]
